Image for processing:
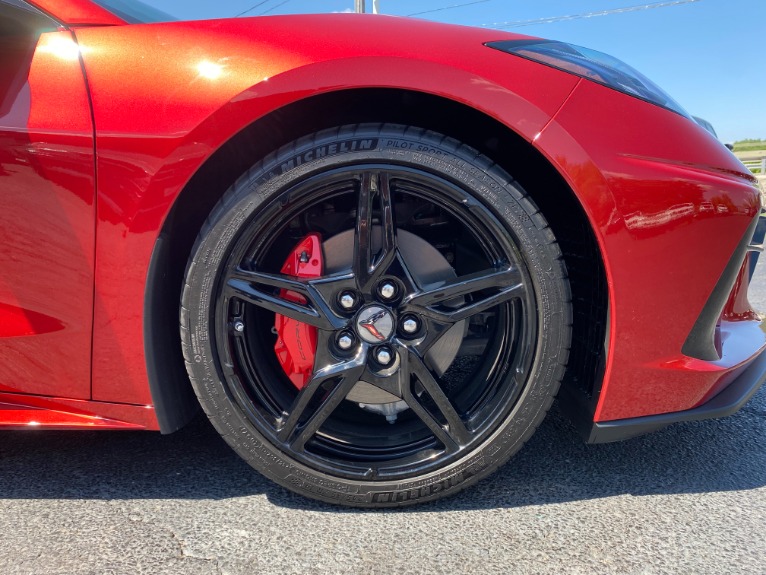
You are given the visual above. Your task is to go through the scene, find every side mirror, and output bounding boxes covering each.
[724,143,734,151]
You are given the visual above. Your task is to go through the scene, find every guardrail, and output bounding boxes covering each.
[742,157,766,174]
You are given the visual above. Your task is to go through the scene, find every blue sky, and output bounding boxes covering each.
[148,0,765,143]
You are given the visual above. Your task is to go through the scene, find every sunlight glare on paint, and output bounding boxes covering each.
[197,60,224,80]
[37,35,82,61]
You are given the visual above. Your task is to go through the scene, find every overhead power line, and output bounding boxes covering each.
[235,0,271,17]
[259,0,290,15]
[408,0,491,18]
[483,0,701,29]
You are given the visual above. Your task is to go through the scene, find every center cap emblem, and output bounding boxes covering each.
[356,306,394,343]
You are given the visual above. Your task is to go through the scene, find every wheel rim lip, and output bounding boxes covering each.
[211,162,540,481]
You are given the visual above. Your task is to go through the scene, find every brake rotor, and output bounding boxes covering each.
[274,228,464,409]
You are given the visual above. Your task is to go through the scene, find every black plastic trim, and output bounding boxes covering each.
[682,213,759,361]
[748,210,766,278]
[587,346,766,443]
[1,0,59,31]
[144,235,199,434]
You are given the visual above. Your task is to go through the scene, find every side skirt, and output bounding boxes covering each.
[586,348,766,444]
[0,392,158,430]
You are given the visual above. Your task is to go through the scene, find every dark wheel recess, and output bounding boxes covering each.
[181,124,572,507]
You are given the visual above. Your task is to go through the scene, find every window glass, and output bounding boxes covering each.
[0,0,58,37]
[91,0,176,23]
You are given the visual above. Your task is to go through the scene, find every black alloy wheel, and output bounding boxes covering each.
[181,124,572,507]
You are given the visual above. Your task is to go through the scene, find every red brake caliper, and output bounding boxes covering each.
[273,233,323,390]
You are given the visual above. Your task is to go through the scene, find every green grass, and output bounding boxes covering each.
[733,139,766,153]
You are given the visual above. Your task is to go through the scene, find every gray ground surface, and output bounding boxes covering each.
[1,270,765,575]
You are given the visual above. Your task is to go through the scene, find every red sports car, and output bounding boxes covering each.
[2,0,763,507]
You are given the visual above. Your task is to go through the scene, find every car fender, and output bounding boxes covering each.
[74,17,580,410]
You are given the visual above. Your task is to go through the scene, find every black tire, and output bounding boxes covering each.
[180,124,571,507]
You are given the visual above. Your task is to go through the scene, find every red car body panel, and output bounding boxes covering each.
[536,80,762,420]
[0,30,96,402]
[0,1,763,433]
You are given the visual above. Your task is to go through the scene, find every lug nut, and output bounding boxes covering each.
[379,282,397,301]
[402,317,419,334]
[375,347,394,366]
[233,321,245,333]
[337,332,355,351]
[339,291,357,310]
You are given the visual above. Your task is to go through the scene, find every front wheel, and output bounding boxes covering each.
[180,124,571,507]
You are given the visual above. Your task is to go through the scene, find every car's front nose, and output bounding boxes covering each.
[533,76,764,433]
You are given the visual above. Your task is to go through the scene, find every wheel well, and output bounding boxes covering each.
[146,88,608,433]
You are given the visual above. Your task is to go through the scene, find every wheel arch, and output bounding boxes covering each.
[145,87,609,433]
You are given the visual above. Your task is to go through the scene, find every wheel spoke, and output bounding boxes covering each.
[379,173,396,267]
[409,266,523,323]
[277,357,366,452]
[227,269,341,330]
[353,172,396,291]
[402,351,472,452]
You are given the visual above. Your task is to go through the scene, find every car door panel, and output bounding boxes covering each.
[0,3,95,400]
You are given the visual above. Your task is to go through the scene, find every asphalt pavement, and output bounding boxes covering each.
[1,268,765,575]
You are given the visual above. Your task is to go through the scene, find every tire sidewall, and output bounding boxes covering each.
[182,125,570,507]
